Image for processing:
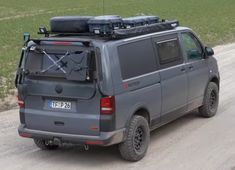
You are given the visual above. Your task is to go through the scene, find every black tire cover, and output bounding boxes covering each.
[50,16,93,33]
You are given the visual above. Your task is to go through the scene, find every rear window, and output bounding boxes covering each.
[24,44,95,82]
[118,39,157,79]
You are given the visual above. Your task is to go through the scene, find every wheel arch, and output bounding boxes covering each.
[210,76,220,90]
[202,76,220,103]
[127,107,151,126]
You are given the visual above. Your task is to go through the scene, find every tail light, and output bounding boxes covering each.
[19,133,32,138]
[100,96,115,115]
[17,96,25,108]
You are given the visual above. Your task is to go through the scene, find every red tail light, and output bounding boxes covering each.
[17,96,25,108]
[19,133,32,138]
[86,141,103,145]
[100,96,115,115]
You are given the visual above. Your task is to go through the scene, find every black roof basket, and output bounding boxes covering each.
[38,19,179,40]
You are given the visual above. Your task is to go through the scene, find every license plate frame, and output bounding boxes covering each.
[49,100,72,110]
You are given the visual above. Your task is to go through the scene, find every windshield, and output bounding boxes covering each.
[24,44,96,82]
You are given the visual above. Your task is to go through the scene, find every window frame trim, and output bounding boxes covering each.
[180,31,205,62]
[152,34,184,69]
[156,38,178,44]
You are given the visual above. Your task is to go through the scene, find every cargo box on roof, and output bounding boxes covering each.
[123,16,159,28]
[88,15,123,35]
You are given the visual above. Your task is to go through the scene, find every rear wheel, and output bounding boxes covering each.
[34,139,59,150]
[199,82,219,118]
[119,115,150,162]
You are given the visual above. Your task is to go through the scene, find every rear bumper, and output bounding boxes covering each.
[18,124,126,146]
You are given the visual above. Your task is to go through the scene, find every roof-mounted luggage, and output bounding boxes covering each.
[41,15,179,39]
[50,16,93,33]
[88,15,123,35]
[123,16,159,28]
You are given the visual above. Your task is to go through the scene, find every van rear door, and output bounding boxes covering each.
[19,40,101,136]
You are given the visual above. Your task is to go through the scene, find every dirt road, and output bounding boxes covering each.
[1,43,235,170]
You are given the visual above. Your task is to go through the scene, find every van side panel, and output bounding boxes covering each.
[107,39,161,129]
[94,43,115,96]
[152,34,188,122]
[115,77,161,129]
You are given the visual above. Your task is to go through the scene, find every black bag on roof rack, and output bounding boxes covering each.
[50,16,93,33]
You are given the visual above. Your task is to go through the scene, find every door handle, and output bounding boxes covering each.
[189,65,194,70]
[54,121,64,126]
[181,67,186,72]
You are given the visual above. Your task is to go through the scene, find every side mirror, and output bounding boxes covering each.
[205,47,214,57]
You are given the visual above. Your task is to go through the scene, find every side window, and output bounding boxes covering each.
[182,32,203,60]
[118,39,157,80]
[156,39,182,66]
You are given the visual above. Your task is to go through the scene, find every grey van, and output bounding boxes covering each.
[16,24,220,161]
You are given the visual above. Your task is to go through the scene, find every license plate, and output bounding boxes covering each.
[49,101,72,110]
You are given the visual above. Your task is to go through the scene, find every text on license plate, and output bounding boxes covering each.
[49,101,72,110]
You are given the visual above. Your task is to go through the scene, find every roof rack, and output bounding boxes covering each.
[38,19,179,40]
[112,20,179,39]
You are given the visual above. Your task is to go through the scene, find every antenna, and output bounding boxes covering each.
[102,0,105,15]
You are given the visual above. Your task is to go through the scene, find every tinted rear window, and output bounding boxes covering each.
[24,45,95,82]
[118,39,157,79]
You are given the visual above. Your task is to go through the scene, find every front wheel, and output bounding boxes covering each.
[119,115,150,162]
[199,82,219,118]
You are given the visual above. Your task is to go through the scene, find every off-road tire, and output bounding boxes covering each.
[199,82,219,118]
[34,139,59,150]
[119,115,150,162]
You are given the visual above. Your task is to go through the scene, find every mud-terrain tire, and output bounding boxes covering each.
[119,115,150,161]
[199,82,219,118]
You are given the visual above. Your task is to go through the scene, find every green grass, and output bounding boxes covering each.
[0,0,235,97]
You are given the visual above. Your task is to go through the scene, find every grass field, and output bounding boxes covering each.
[0,0,235,98]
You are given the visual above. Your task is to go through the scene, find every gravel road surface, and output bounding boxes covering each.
[0,43,235,170]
